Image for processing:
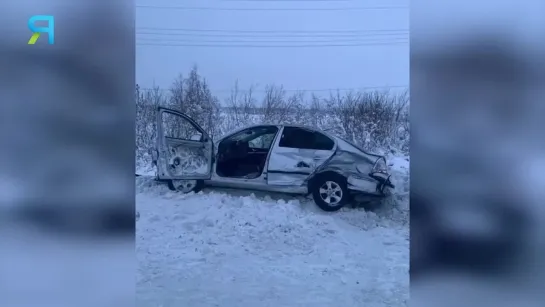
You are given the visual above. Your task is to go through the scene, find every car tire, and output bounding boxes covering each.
[311,173,350,212]
[167,179,204,194]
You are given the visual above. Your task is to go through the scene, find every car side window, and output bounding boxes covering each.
[279,127,334,150]
[162,111,203,141]
[229,128,254,141]
[248,134,275,149]
[227,126,278,149]
[313,131,335,150]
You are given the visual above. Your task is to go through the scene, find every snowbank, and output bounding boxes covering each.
[136,154,409,306]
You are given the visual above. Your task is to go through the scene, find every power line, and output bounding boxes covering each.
[136,27,409,34]
[136,41,408,47]
[138,36,406,43]
[136,31,408,38]
[136,27,409,45]
[136,4,408,11]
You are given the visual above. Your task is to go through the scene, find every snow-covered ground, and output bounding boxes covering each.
[136,155,409,307]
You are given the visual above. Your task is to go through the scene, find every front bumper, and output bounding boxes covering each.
[347,172,394,197]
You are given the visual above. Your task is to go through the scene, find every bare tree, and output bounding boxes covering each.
[225,81,257,132]
[167,65,221,139]
[135,84,166,161]
[135,68,410,167]
[260,85,288,123]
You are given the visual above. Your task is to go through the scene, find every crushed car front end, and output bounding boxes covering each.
[313,136,395,204]
[347,155,395,200]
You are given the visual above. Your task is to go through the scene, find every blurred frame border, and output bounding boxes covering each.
[411,0,545,306]
[0,2,135,307]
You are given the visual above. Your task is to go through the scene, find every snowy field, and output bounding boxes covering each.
[136,155,409,307]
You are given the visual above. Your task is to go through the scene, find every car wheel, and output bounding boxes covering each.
[311,173,350,212]
[167,179,204,193]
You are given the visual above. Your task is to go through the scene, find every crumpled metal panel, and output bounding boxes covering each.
[266,149,313,185]
[268,148,331,171]
[156,137,212,179]
[315,150,373,175]
[312,138,377,176]
[347,176,378,193]
[307,136,383,193]
[155,107,213,180]
[163,145,210,177]
[267,146,335,186]
[268,148,311,171]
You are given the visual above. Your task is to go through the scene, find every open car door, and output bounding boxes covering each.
[155,107,213,180]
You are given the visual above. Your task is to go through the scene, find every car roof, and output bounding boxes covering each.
[260,123,340,140]
[245,123,322,131]
[219,123,337,142]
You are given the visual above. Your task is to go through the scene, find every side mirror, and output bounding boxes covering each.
[190,134,202,141]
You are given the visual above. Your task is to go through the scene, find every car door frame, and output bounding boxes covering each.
[208,125,281,189]
[155,107,214,180]
[265,125,337,187]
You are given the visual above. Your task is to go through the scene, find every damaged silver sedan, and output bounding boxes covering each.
[149,107,394,211]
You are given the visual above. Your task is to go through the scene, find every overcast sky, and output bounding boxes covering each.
[135,0,409,100]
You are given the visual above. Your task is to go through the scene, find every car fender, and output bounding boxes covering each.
[304,148,382,193]
[306,169,348,190]
[303,150,352,193]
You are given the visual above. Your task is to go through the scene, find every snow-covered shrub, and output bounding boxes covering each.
[135,67,409,164]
